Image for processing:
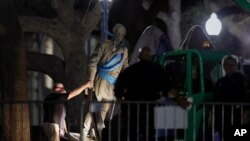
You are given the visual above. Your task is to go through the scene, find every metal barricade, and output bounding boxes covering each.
[0,100,250,141]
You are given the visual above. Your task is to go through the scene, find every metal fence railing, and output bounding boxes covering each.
[0,100,250,141]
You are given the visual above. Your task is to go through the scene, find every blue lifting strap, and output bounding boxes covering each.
[98,52,125,84]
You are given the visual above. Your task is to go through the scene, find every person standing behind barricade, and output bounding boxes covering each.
[115,46,167,141]
[43,82,92,141]
[214,55,250,140]
[82,23,129,141]
[115,46,166,101]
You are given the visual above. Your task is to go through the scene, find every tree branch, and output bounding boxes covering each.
[156,11,169,24]
[80,1,102,39]
[27,52,65,82]
[19,16,76,52]
[156,0,181,50]
[51,0,75,28]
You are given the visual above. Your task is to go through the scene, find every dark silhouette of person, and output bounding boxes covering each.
[214,55,250,140]
[114,46,166,141]
[115,46,166,101]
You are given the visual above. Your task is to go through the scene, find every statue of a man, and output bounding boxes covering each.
[82,23,128,140]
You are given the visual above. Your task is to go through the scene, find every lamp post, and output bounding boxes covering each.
[99,0,113,42]
[205,12,222,47]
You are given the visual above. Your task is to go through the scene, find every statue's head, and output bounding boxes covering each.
[112,23,126,43]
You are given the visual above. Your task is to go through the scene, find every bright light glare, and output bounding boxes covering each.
[205,13,222,36]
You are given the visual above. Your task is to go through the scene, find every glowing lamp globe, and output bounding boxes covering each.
[205,13,222,36]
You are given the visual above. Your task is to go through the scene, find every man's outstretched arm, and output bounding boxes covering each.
[67,81,93,100]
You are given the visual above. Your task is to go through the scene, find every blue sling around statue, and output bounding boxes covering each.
[98,52,125,84]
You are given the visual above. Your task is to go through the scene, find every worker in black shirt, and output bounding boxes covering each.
[43,81,92,141]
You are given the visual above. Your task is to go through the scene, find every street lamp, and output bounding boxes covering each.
[205,12,222,36]
[99,0,113,42]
